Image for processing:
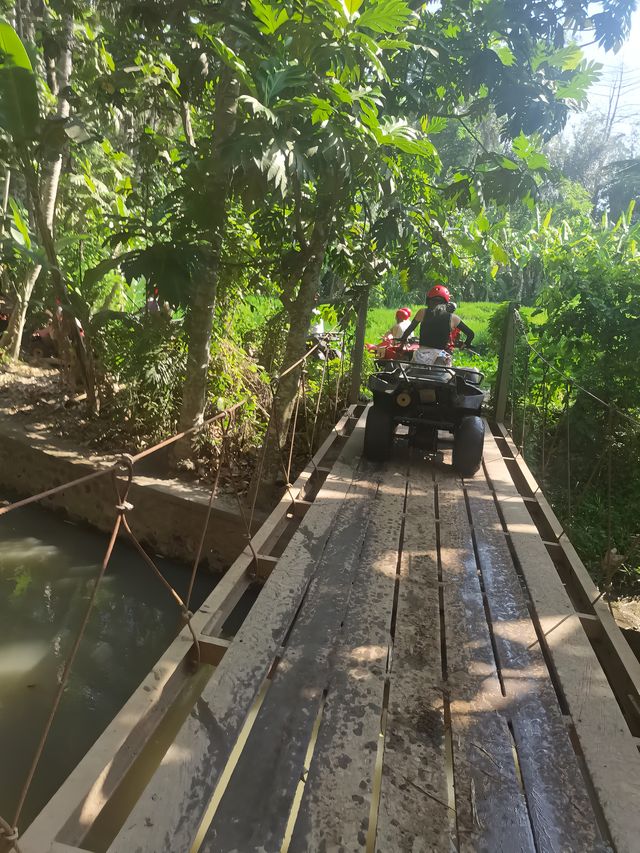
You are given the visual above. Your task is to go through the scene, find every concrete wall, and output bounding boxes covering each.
[0,418,256,573]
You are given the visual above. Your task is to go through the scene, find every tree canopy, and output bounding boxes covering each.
[0,0,638,487]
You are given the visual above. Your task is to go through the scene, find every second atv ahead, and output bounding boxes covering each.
[363,360,485,477]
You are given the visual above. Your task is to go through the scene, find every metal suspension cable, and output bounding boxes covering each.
[514,309,640,431]
[309,357,329,456]
[565,382,572,519]
[332,330,346,422]
[120,515,201,665]
[2,341,335,833]
[0,401,247,520]
[247,342,323,531]
[1,399,249,840]
[269,374,303,509]
[130,400,246,463]
[0,465,116,518]
[184,417,233,612]
[0,815,21,853]
[541,364,549,482]
[521,353,530,457]
[605,405,615,599]
[10,462,134,834]
[273,343,319,383]
[286,374,304,485]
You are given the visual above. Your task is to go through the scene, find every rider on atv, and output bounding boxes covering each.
[386,307,412,339]
[398,285,474,366]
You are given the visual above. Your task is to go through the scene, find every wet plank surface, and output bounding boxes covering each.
[111,417,640,853]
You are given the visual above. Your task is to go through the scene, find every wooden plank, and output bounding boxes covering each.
[253,553,278,582]
[466,476,604,850]
[484,430,640,853]
[286,455,408,853]
[199,405,357,638]
[196,635,230,666]
[437,467,535,852]
[201,464,382,852]
[291,499,313,518]
[108,416,368,853]
[495,421,640,700]
[376,458,450,853]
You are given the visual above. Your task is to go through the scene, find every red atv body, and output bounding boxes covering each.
[367,325,462,364]
[365,335,418,362]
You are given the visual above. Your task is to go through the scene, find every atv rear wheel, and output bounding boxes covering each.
[363,405,394,462]
[452,416,485,477]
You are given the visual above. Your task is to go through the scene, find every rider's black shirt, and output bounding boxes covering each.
[419,309,450,349]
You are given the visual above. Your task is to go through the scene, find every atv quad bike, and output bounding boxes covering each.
[363,360,485,477]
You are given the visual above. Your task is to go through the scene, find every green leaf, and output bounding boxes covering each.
[378,38,411,50]
[357,0,413,34]
[239,94,279,125]
[511,132,548,170]
[346,0,365,15]
[556,61,601,105]
[311,97,333,124]
[0,21,38,141]
[626,199,636,222]
[376,118,437,159]
[420,114,447,134]
[532,43,583,72]
[489,237,509,266]
[206,35,256,95]
[82,251,138,291]
[0,20,32,71]
[492,43,515,67]
[476,209,490,233]
[249,0,289,35]
[9,197,31,248]
[330,81,354,104]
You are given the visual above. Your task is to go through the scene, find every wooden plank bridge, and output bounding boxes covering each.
[18,407,640,853]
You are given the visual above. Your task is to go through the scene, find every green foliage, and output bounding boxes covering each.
[93,315,186,444]
[2,0,639,579]
[0,20,39,141]
[499,213,640,594]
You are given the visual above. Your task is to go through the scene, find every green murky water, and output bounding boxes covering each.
[0,502,216,830]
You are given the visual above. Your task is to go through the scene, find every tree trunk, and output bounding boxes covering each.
[348,286,369,404]
[2,13,72,361]
[172,51,242,466]
[0,167,11,296]
[250,209,332,507]
[180,100,196,148]
[1,265,41,357]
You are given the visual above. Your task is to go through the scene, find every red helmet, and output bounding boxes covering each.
[395,307,411,322]
[427,285,450,303]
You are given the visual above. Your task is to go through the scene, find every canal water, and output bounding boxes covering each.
[0,500,217,831]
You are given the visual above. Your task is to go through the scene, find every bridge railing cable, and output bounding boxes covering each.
[498,304,640,602]
[0,342,341,850]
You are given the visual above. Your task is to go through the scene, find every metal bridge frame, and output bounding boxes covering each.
[17,406,364,853]
[14,406,640,853]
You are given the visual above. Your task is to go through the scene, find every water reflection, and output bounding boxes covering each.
[0,503,216,829]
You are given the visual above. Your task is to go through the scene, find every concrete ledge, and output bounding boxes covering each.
[0,416,257,572]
